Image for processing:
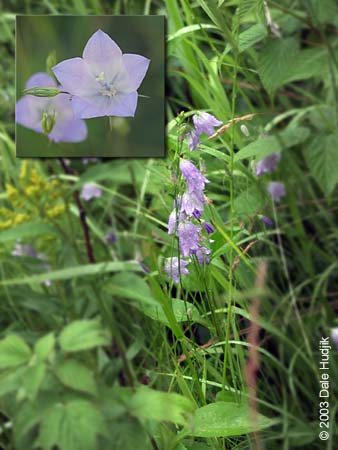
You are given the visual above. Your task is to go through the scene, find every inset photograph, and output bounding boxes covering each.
[16,15,165,158]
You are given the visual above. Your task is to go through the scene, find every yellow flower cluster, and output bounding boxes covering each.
[0,161,66,230]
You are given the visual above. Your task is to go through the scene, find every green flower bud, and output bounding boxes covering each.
[23,87,60,97]
[41,111,56,134]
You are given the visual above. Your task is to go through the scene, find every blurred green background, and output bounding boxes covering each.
[16,15,165,158]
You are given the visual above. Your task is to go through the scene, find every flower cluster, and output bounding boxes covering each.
[16,29,150,142]
[0,161,65,230]
[253,151,285,227]
[165,159,213,283]
[186,112,222,151]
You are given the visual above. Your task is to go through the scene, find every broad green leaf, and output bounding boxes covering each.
[59,320,111,353]
[0,222,57,243]
[190,402,275,437]
[107,274,201,324]
[304,132,338,195]
[216,390,240,403]
[258,38,297,94]
[309,0,338,26]
[235,126,310,161]
[14,394,59,450]
[56,360,97,396]
[108,273,158,307]
[238,24,267,53]
[22,362,46,400]
[126,386,195,426]
[283,48,326,86]
[143,298,201,325]
[0,366,26,396]
[0,261,141,286]
[185,444,212,450]
[108,419,152,450]
[36,399,106,450]
[34,333,55,361]
[258,38,325,94]
[0,335,32,369]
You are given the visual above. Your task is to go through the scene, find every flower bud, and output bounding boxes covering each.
[23,87,60,97]
[41,111,56,134]
[240,124,250,136]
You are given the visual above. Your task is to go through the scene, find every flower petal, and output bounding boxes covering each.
[71,95,110,119]
[16,96,47,132]
[83,29,122,66]
[25,72,56,89]
[122,54,150,90]
[52,57,96,96]
[49,119,87,143]
[107,91,138,117]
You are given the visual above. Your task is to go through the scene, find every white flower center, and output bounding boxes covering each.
[95,71,117,98]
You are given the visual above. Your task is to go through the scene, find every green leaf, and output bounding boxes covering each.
[0,366,26,396]
[36,399,106,450]
[0,222,57,243]
[0,335,32,369]
[107,274,199,323]
[107,273,200,324]
[108,273,158,307]
[0,261,141,286]
[258,38,297,94]
[34,333,55,361]
[309,0,338,26]
[168,24,218,43]
[304,132,338,195]
[190,402,275,437]
[234,185,265,216]
[258,38,325,94]
[144,298,201,325]
[56,360,97,396]
[59,320,111,353]
[234,126,310,161]
[22,362,46,400]
[119,386,195,426]
[108,419,152,450]
[238,24,267,53]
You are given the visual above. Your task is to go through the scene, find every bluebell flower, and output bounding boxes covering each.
[180,190,205,217]
[140,262,150,273]
[165,257,189,283]
[81,183,102,201]
[105,232,116,244]
[193,246,211,265]
[267,182,286,203]
[177,221,201,257]
[52,29,150,119]
[179,160,209,193]
[186,130,201,151]
[260,216,274,227]
[11,243,37,257]
[193,112,222,136]
[203,222,214,234]
[255,153,281,176]
[16,73,87,142]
